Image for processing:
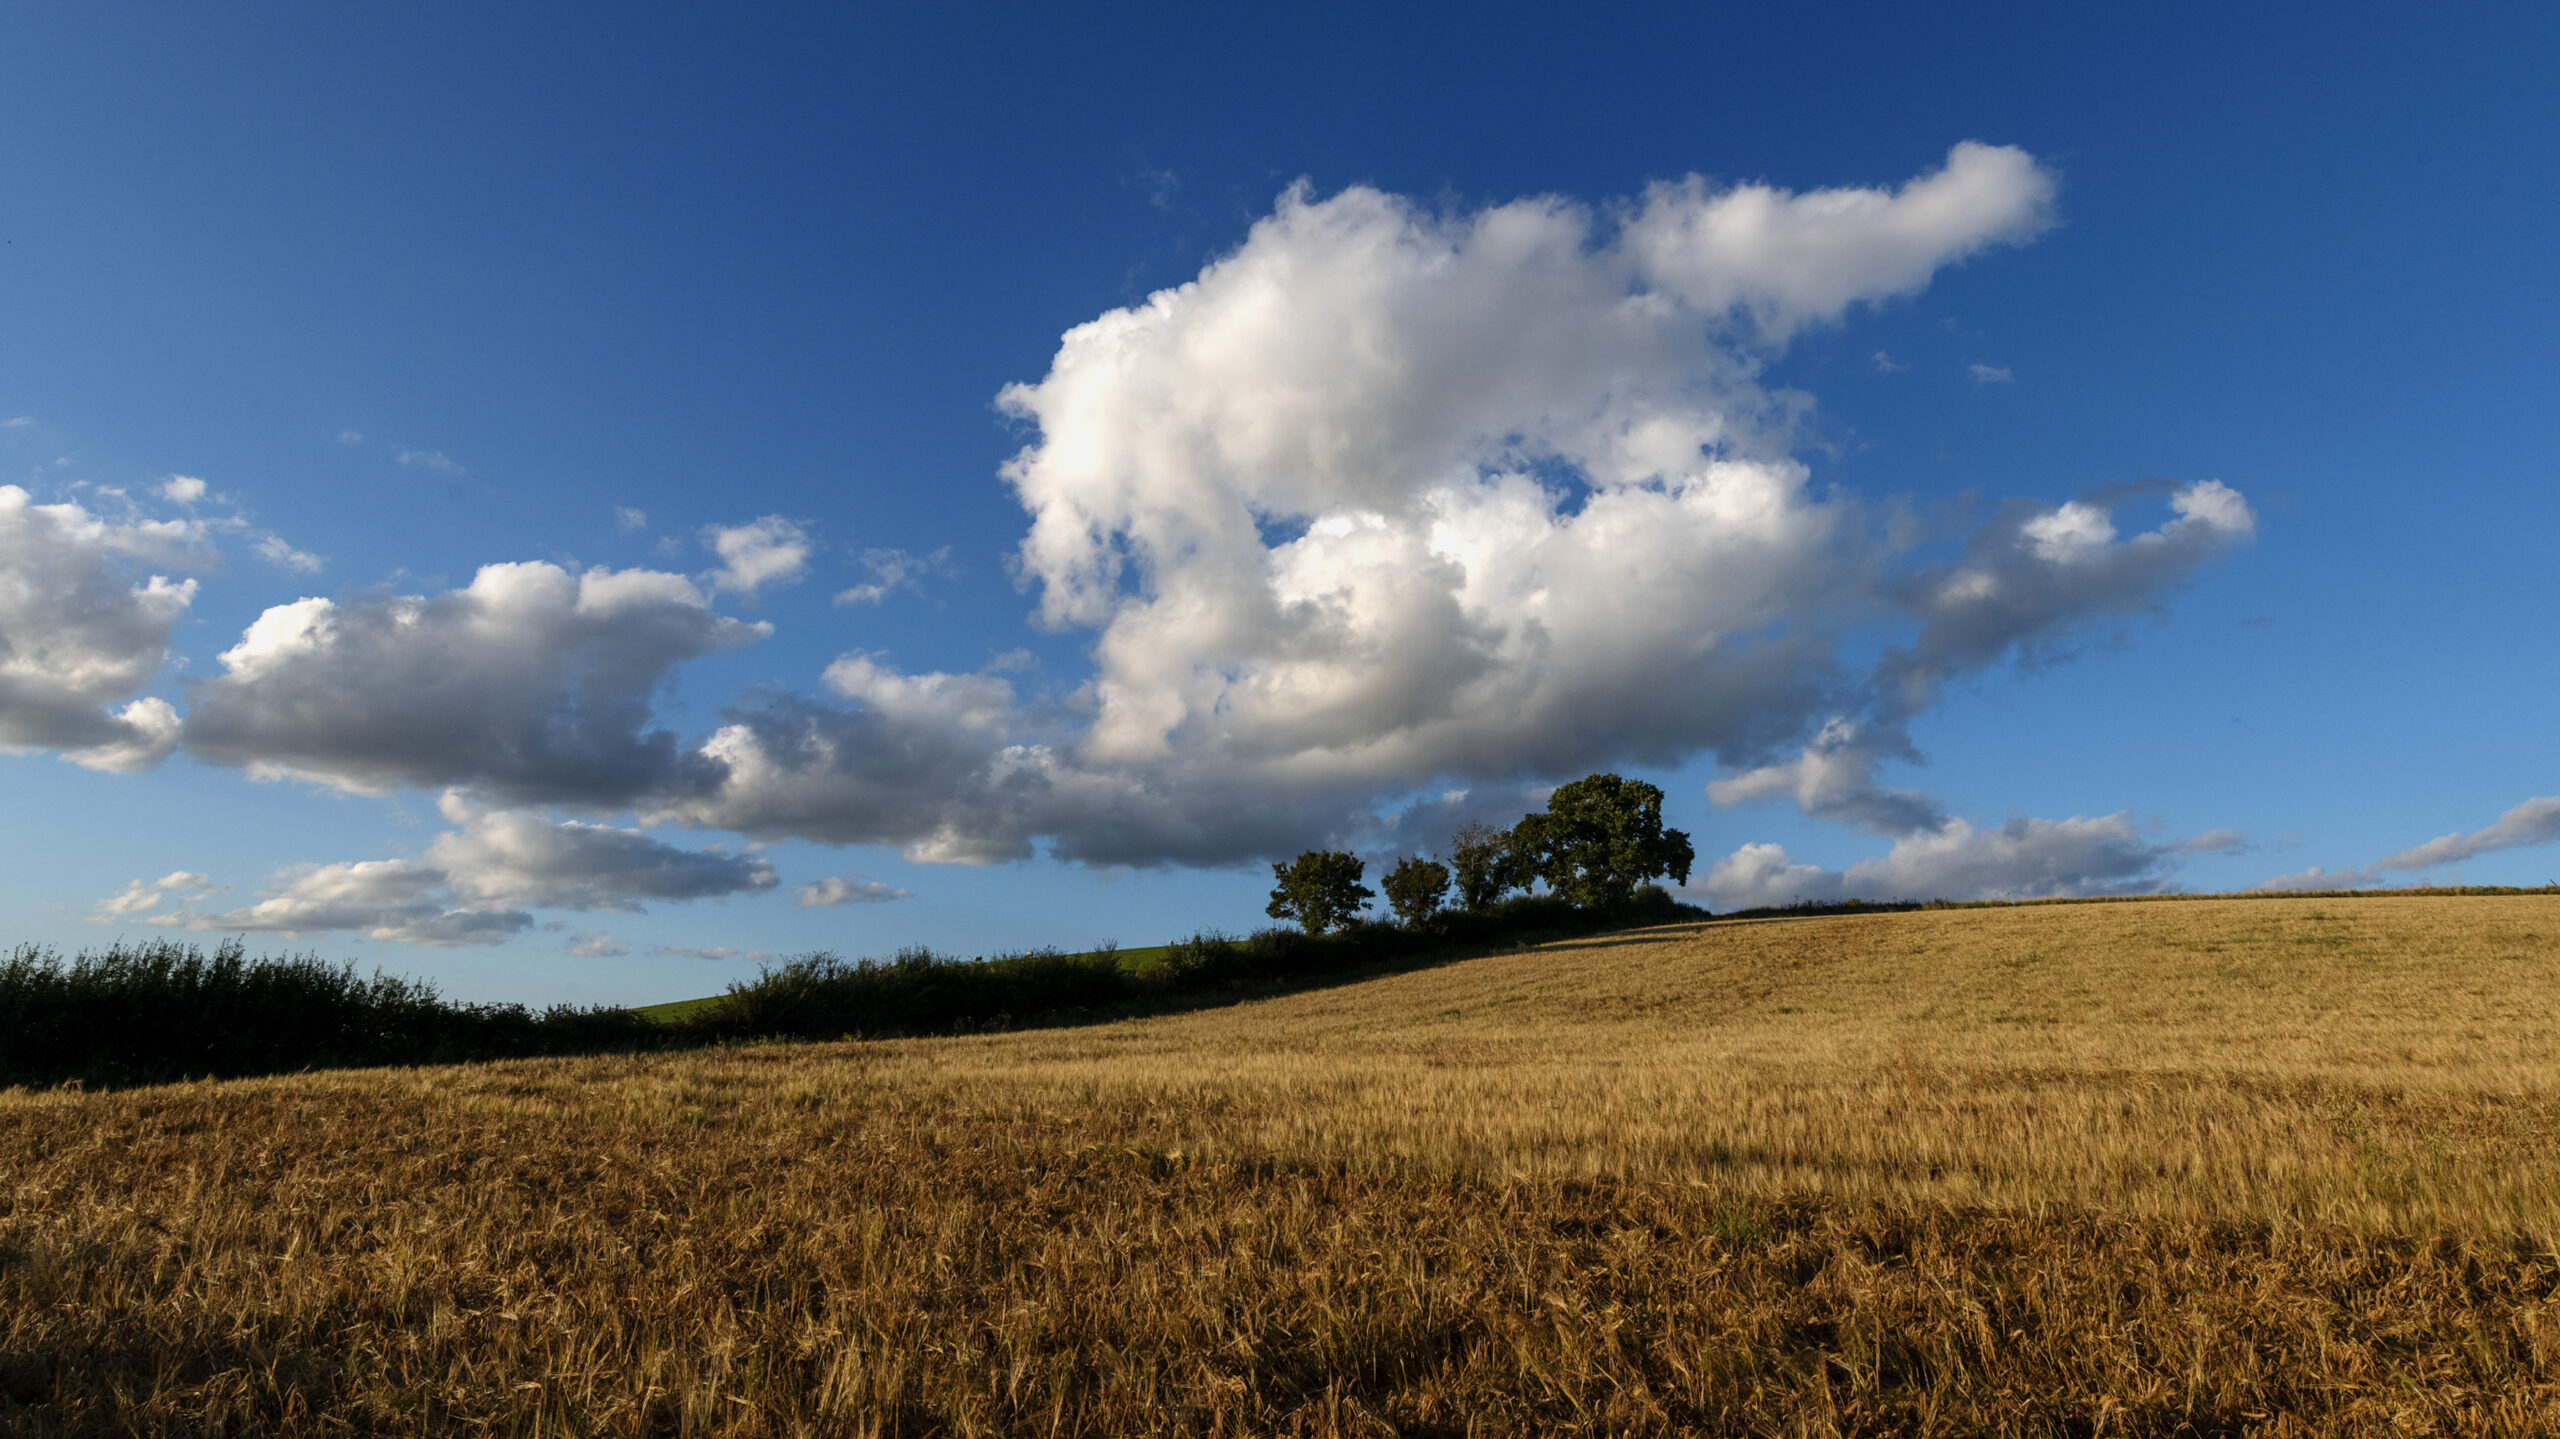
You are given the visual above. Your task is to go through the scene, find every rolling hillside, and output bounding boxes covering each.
[8,895,2560,1434]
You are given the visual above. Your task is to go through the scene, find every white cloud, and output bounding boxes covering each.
[566,930,633,958]
[97,807,776,946]
[338,430,364,445]
[130,147,2250,879]
[1708,716,1944,836]
[2257,795,2560,891]
[160,475,208,504]
[614,505,649,532]
[89,870,221,920]
[394,448,463,475]
[1871,351,1907,374]
[130,857,531,947]
[833,546,953,606]
[252,534,325,574]
[1968,363,2014,384]
[701,516,810,597]
[1695,812,2182,910]
[643,147,2242,868]
[797,873,911,906]
[181,562,767,802]
[426,796,777,911]
[0,485,205,770]
[1,417,32,430]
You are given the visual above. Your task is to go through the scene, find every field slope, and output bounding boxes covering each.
[8,896,2560,1434]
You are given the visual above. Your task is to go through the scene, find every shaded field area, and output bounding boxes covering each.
[7,896,2560,1434]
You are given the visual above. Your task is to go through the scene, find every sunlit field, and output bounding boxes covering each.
[8,895,2560,1434]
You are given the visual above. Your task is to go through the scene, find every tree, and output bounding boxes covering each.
[1381,855,1452,927]
[1266,850,1375,935]
[1446,820,1523,911]
[1509,773,1696,912]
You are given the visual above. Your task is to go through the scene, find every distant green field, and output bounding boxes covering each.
[629,944,1174,1022]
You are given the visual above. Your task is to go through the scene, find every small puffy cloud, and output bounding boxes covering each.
[338,430,364,445]
[834,546,954,606]
[0,485,205,770]
[252,534,325,574]
[1,416,33,430]
[1616,140,2056,341]
[394,448,463,475]
[182,562,767,804]
[1871,351,1907,374]
[565,930,632,958]
[89,870,221,920]
[1968,363,2014,384]
[2184,827,2249,856]
[160,475,208,504]
[702,516,810,597]
[2257,794,2560,890]
[614,505,649,532]
[427,799,778,911]
[1709,716,1944,837]
[1696,812,2180,910]
[134,857,532,947]
[797,873,911,906]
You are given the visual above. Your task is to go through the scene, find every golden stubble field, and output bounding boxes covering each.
[7,896,2560,1435]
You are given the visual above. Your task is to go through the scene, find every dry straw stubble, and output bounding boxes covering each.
[6,895,2560,1434]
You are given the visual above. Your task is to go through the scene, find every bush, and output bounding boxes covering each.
[0,939,667,1090]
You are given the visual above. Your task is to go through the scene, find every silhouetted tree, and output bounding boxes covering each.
[1381,855,1452,927]
[1446,820,1524,911]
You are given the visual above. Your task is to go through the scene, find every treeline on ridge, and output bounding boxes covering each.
[3,772,1709,1090]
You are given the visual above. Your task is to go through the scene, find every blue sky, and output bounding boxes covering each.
[4,3,2554,1004]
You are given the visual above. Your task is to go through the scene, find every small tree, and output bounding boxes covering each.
[1266,850,1374,935]
[1446,820,1523,911]
[1381,855,1451,927]
[1509,773,1696,912]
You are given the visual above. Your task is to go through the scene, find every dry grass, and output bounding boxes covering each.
[7,895,2560,1434]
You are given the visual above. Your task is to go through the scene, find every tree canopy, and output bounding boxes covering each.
[1266,850,1375,935]
[1509,773,1696,912]
[1381,855,1452,927]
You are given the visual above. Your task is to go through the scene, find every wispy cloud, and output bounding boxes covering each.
[1871,350,1907,374]
[2257,795,2560,891]
[834,546,953,606]
[796,873,911,906]
[650,943,768,962]
[1968,363,2014,384]
[394,447,464,475]
[253,534,325,574]
[614,505,649,532]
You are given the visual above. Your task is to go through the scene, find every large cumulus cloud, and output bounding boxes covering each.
[0,485,204,771]
[183,561,764,803]
[34,145,2267,904]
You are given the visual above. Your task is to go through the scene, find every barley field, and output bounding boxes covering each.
[7,895,2560,1435]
